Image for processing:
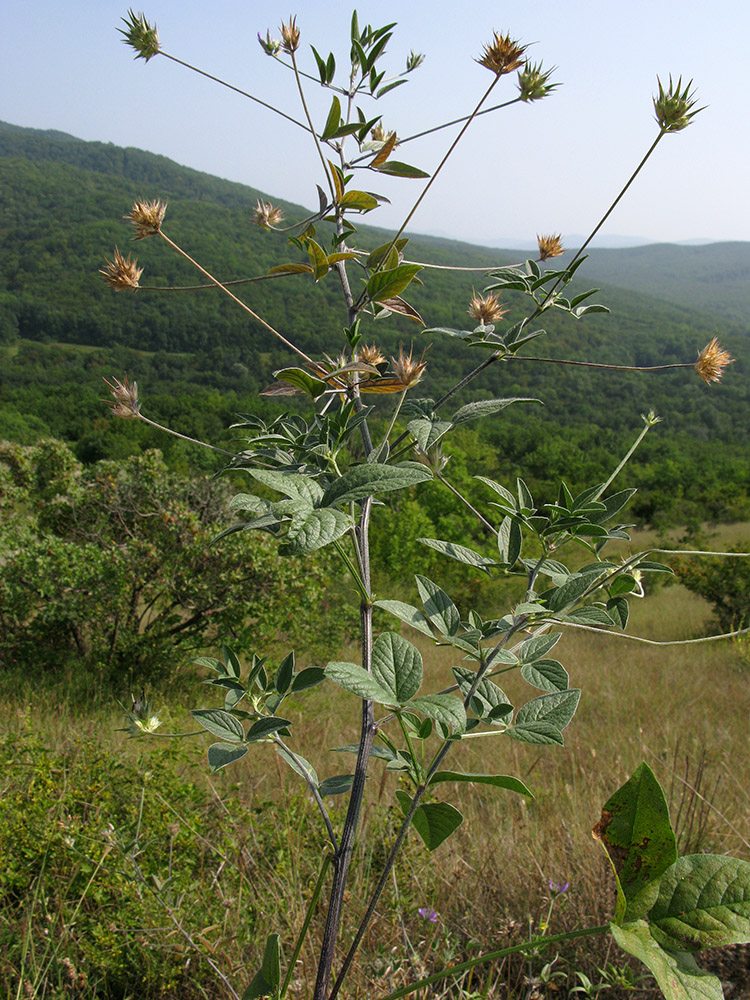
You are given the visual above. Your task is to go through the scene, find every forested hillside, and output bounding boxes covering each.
[1,120,748,523]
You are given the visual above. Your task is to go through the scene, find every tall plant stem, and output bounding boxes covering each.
[290,50,336,201]
[156,231,316,366]
[313,499,375,1000]
[377,924,611,1000]
[280,852,333,1000]
[356,73,503,309]
[159,51,309,133]
[594,413,658,500]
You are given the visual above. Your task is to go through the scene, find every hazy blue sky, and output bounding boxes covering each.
[2,0,748,247]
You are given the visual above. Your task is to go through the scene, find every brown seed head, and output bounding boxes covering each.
[280,15,300,53]
[99,248,143,291]
[468,290,508,325]
[125,199,166,239]
[359,343,387,367]
[537,234,565,261]
[253,199,285,230]
[477,32,527,77]
[391,346,427,390]
[695,338,733,384]
[102,374,141,418]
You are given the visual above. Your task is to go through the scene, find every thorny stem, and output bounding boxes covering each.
[376,925,611,1000]
[138,414,236,457]
[159,51,309,133]
[157,230,318,367]
[291,49,336,201]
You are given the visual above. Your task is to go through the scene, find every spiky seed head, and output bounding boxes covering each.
[119,9,160,61]
[477,32,527,77]
[359,343,387,367]
[537,233,565,261]
[468,290,507,325]
[406,50,425,72]
[391,346,427,390]
[100,248,143,291]
[518,61,559,102]
[102,374,141,418]
[653,75,704,133]
[253,199,284,230]
[280,15,300,53]
[695,338,733,384]
[124,199,166,239]
[257,29,282,55]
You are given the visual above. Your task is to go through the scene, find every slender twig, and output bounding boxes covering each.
[157,230,317,367]
[290,49,336,201]
[436,472,496,534]
[509,355,695,374]
[274,737,339,852]
[553,620,750,646]
[139,273,293,291]
[280,853,334,1000]
[594,415,657,501]
[138,413,236,457]
[160,51,309,133]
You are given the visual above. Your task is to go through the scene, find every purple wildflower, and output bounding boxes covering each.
[548,880,570,895]
[417,906,438,923]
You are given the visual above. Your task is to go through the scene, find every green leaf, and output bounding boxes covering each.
[497,516,522,566]
[246,717,291,742]
[508,720,564,745]
[607,596,630,630]
[191,708,245,743]
[340,189,379,212]
[515,632,562,662]
[281,507,352,555]
[451,397,540,425]
[547,573,595,612]
[372,631,423,704]
[267,261,315,276]
[610,921,723,1000]
[396,792,464,851]
[374,599,434,637]
[321,462,431,507]
[429,771,533,797]
[373,160,430,178]
[262,932,281,991]
[515,689,580,730]
[592,761,677,923]
[521,659,569,692]
[249,469,324,503]
[415,575,460,637]
[418,538,497,575]
[222,646,242,679]
[193,655,225,674]
[321,95,342,140]
[325,660,396,704]
[649,855,750,952]
[291,667,327,692]
[453,666,512,724]
[319,774,355,796]
[276,746,318,786]
[207,742,248,772]
[273,367,328,399]
[564,605,617,626]
[306,238,330,280]
[406,694,466,734]
[366,263,423,302]
[407,417,452,452]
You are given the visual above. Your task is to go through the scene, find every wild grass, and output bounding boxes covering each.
[1,577,748,1000]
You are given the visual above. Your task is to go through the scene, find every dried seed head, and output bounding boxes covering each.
[119,9,160,61]
[253,199,284,230]
[124,199,166,239]
[391,346,427,390]
[695,337,733,384]
[653,75,704,133]
[359,343,387,367]
[100,247,143,291]
[517,60,558,102]
[477,32,527,77]
[257,29,282,56]
[537,233,565,261]
[103,374,141,418]
[468,290,507,325]
[280,15,300,53]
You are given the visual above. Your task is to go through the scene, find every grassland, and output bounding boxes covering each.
[2,557,748,1000]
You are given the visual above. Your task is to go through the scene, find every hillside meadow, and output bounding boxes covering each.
[2,548,749,1000]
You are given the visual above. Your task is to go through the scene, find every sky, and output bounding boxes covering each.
[2,0,749,248]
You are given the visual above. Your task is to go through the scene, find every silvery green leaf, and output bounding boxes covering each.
[418,538,497,575]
